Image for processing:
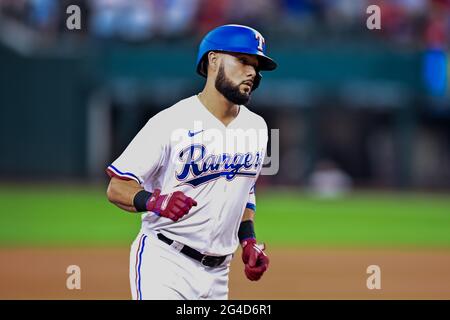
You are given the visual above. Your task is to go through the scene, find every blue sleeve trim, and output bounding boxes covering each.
[107,165,143,184]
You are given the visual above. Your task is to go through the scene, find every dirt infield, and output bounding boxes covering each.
[1,247,449,299]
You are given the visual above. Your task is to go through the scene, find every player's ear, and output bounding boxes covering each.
[207,51,219,74]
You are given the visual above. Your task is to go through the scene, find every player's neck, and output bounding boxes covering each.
[197,88,239,127]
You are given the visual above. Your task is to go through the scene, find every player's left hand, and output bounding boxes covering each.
[241,239,269,281]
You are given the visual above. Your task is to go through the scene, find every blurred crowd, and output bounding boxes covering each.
[0,0,449,47]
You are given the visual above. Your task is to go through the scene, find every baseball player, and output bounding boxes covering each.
[106,24,277,300]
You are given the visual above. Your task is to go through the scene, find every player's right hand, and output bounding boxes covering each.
[145,189,197,221]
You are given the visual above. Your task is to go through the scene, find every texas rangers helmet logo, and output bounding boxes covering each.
[175,144,262,187]
[255,32,265,52]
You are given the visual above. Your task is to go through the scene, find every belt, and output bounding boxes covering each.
[157,233,227,268]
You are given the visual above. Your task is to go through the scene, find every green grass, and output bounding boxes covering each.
[0,185,141,246]
[0,185,449,248]
[256,191,450,248]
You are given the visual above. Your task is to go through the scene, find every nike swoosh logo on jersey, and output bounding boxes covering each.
[188,130,204,137]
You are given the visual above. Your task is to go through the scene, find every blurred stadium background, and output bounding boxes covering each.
[0,0,449,299]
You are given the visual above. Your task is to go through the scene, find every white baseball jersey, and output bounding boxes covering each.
[107,95,267,256]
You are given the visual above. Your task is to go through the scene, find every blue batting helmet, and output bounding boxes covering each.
[196,24,277,90]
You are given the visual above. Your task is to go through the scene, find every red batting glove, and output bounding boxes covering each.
[146,189,197,222]
[241,239,269,281]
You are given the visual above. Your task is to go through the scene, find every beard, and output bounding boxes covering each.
[215,63,251,105]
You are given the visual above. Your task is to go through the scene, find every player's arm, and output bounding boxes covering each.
[241,207,255,222]
[106,176,197,220]
[239,198,269,281]
[239,187,257,241]
[106,177,143,212]
[238,121,269,280]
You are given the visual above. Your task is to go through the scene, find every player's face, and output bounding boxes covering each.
[214,53,259,105]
